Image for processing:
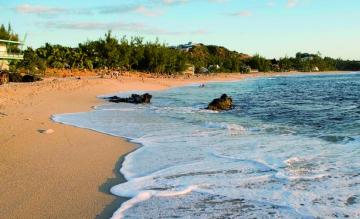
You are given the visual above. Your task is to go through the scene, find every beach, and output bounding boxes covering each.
[0,71,352,218]
[0,72,269,219]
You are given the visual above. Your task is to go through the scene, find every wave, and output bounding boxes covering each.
[52,74,360,218]
[111,185,199,219]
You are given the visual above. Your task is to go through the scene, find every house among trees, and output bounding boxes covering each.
[171,42,199,52]
[0,39,24,84]
[0,39,24,71]
[182,64,195,76]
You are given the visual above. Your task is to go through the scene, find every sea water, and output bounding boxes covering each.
[53,73,360,218]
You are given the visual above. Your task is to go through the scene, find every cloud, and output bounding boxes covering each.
[44,20,207,36]
[14,0,228,18]
[267,1,275,7]
[15,4,65,15]
[160,0,189,5]
[14,3,162,17]
[227,10,252,17]
[286,0,299,8]
[208,0,227,3]
[96,5,139,14]
[134,5,163,17]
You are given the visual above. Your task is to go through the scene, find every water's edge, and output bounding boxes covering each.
[51,71,358,218]
[51,77,245,218]
[51,114,141,219]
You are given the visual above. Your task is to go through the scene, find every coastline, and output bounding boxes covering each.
[0,71,353,219]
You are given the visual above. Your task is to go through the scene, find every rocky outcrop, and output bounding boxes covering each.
[107,93,152,104]
[22,74,42,82]
[207,94,233,111]
[3,72,42,83]
[0,71,9,85]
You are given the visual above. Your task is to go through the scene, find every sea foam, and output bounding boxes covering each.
[53,73,360,218]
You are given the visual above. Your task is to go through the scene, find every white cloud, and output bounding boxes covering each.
[44,20,207,36]
[134,5,163,17]
[15,4,64,15]
[267,1,275,7]
[208,0,227,3]
[286,0,299,8]
[227,10,252,17]
[161,0,188,5]
[14,3,164,17]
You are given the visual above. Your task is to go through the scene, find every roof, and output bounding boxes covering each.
[0,54,24,60]
[0,39,24,45]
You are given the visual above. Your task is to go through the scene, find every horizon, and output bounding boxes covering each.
[1,0,360,60]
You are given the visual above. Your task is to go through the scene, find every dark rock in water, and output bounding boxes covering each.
[22,75,42,82]
[346,196,357,206]
[107,93,152,104]
[207,94,233,111]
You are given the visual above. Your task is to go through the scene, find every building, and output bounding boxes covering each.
[182,64,195,76]
[171,42,199,52]
[0,39,24,71]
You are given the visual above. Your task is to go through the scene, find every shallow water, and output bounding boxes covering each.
[53,73,360,218]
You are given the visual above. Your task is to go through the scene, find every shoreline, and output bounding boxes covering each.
[91,70,358,218]
[0,71,355,219]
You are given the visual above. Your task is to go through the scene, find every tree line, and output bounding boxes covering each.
[15,31,188,75]
[1,25,360,75]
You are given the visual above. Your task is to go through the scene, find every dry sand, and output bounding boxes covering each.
[0,71,346,219]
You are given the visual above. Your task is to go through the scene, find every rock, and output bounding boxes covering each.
[22,75,42,83]
[38,129,54,134]
[106,93,152,104]
[207,94,233,111]
[346,196,357,206]
[9,73,23,82]
[0,71,9,85]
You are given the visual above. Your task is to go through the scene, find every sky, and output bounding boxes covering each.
[0,0,359,59]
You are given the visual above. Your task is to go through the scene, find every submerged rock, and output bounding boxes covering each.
[107,93,152,104]
[207,94,233,111]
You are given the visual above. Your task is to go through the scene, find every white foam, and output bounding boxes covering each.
[203,121,246,133]
[284,156,305,165]
[52,78,360,218]
[111,185,200,219]
[111,191,153,219]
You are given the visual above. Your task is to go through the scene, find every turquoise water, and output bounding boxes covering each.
[53,73,360,218]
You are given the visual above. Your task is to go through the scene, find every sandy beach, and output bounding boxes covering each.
[0,73,252,219]
[0,71,348,218]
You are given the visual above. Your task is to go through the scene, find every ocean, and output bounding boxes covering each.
[53,72,360,218]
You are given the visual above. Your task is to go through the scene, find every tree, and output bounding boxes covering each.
[279,57,292,72]
[248,55,271,72]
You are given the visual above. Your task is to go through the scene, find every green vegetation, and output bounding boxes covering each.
[17,31,188,75]
[0,24,20,53]
[1,24,360,75]
[0,24,19,42]
[187,44,250,73]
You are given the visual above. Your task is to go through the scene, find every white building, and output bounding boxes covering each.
[0,39,24,71]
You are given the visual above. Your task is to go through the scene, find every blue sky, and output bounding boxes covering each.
[1,0,359,59]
